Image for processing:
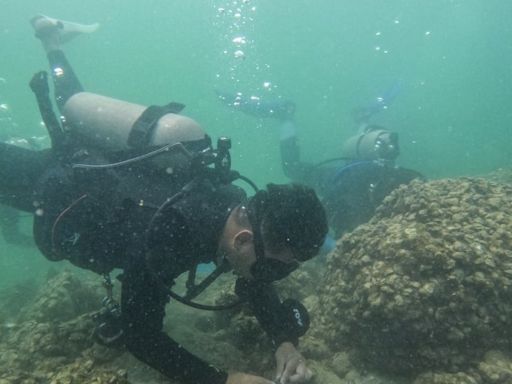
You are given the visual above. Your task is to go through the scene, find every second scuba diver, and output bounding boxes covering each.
[216,86,423,240]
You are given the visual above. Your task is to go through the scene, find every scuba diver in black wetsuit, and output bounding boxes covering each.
[216,86,423,241]
[0,15,328,384]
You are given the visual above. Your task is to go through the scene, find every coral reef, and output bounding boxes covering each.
[0,270,129,383]
[318,178,512,376]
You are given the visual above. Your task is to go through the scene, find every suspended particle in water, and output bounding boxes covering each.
[425,31,431,36]
[233,93,243,107]
[232,36,246,45]
[263,81,272,89]
[375,31,381,36]
[234,50,245,59]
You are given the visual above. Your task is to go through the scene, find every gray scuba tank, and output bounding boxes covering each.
[342,126,400,161]
[62,92,206,151]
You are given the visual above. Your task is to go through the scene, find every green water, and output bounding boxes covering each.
[0,1,511,286]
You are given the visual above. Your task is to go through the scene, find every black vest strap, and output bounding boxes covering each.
[128,102,185,148]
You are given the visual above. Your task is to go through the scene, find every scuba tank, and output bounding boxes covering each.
[342,125,400,161]
[62,92,206,151]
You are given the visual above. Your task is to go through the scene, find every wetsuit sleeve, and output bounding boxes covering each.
[121,265,228,384]
[235,278,300,347]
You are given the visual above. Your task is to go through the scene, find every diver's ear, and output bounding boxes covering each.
[234,229,253,251]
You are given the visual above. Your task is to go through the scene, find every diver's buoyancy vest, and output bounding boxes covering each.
[31,146,180,272]
[32,144,246,276]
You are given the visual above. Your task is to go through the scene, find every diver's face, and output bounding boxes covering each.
[225,235,298,281]
[225,229,257,280]
[218,205,298,281]
[250,246,299,282]
[218,205,257,279]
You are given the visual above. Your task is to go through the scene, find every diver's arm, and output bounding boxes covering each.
[235,278,307,347]
[29,71,65,149]
[121,265,228,384]
[235,279,313,383]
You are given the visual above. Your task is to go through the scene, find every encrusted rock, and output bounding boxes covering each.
[413,371,481,384]
[477,350,512,383]
[318,178,512,374]
[18,269,103,323]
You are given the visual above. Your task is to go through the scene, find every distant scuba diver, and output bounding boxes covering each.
[0,14,329,384]
[216,83,423,240]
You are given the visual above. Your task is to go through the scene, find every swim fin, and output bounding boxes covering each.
[30,14,99,43]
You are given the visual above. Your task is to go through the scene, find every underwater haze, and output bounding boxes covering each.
[0,1,511,290]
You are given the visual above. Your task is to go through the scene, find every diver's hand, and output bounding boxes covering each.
[226,372,275,384]
[274,342,312,384]
[29,71,49,95]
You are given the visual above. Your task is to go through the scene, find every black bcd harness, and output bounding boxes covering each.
[30,70,257,311]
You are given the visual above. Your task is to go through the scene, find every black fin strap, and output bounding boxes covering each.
[128,102,185,149]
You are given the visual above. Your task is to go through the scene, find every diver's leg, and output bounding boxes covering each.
[30,15,98,110]
[0,142,52,212]
[47,50,84,111]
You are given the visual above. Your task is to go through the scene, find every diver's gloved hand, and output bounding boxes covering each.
[226,372,276,384]
[29,71,50,96]
[274,342,312,384]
